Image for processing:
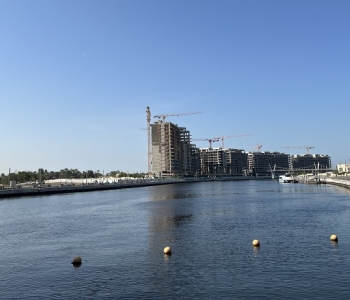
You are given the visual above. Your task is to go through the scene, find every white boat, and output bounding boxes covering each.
[279,173,295,183]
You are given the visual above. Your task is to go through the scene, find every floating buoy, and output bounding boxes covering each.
[330,234,338,242]
[71,256,82,266]
[252,239,260,247]
[164,246,172,255]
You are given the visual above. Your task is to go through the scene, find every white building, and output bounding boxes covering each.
[336,163,350,173]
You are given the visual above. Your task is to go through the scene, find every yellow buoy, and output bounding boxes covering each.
[330,234,338,242]
[252,239,260,247]
[71,256,82,266]
[164,246,172,255]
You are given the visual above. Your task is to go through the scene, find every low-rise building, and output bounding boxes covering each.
[336,163,350,173]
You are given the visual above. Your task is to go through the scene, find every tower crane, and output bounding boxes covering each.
[146,106,152,175]
[214,134,253,148]
[153,111,202,122]
[252,143,263,152]
[192,138,220,148]
[281,146,315,154]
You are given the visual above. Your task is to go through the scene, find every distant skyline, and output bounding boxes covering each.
[1,0,350,174]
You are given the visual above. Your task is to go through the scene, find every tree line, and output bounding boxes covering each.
[0,169,147,185]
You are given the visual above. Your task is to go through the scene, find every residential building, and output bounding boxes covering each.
[248,152,290,177]
[198,148,248,176]
[291,154,331,171]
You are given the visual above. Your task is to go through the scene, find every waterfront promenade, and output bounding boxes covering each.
[324,176,350,189]
[1,175,349,199]
[299,174,350,190]
[0,178,183,199]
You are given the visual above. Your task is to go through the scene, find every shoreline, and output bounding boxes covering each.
[2,176,349,199]
[323,177,350,190]
[0,177,269,199]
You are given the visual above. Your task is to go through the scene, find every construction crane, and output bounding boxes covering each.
[281,146,315,154]
[252,143,263,152]
[153,111,202,122]
[214,134,253,148]
[146,106,152,175]
[192,138,220,148]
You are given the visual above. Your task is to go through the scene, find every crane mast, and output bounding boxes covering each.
[146,106,152,175]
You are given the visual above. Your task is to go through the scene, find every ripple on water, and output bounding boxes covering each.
[0,181,350,299]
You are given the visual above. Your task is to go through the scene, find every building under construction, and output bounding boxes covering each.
[150,119,249,177]
[149,120,329,178]
[146,107,332,177]
[291,154,331,171]
[199,148,248,176]
[248,152,290,177]
[151,121,199,177]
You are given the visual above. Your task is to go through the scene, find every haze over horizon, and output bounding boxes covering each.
[1,1,349,174]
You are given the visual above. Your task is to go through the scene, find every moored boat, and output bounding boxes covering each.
[279,173,297,183]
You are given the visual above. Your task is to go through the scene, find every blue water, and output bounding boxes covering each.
[1,180,350,299]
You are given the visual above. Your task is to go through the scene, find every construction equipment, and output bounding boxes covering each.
[146,106,152,175]
[192,138,220,148]
[252,143,263,152]
[154,111,202,122]
[214,134,253,148]
[282,146,315,154]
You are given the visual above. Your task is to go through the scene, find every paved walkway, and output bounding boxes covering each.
[325,177,350,189]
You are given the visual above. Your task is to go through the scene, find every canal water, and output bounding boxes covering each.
[1,180,350,299]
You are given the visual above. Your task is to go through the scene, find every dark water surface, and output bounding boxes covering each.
[1,180,350,299]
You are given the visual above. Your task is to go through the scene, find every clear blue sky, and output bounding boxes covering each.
[1,0,349,174]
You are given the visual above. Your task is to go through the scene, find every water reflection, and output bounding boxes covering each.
[331,241,339,248]
[253,246,260,258]
[147,185,197,243]
[172,214,193,226]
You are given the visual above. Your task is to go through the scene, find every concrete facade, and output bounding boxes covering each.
[249,152,290,177]
[198,148,248,176]
[151,121,198,177]
[291,154,331,170]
